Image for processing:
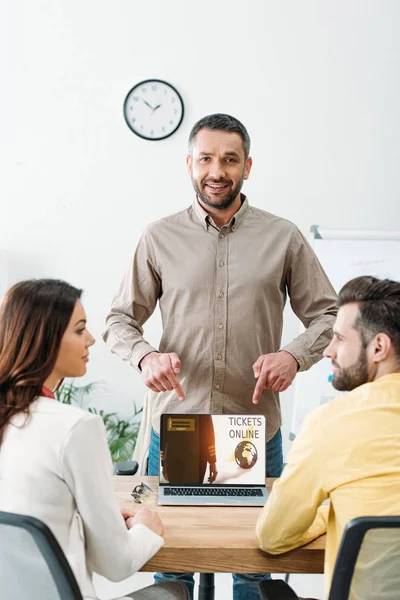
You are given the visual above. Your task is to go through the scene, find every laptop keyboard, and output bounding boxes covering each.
[163,487,263,497]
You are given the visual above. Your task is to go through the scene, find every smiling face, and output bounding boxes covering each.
[51,300,95,381]
[187,129,252,211]
[324,303,374,391]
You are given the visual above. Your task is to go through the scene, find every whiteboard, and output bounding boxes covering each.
[290,227,400,440]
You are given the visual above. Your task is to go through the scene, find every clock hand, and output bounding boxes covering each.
[151,104,162,116]
[142,99,154,110]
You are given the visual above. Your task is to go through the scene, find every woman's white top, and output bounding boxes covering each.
[0,396,164,599]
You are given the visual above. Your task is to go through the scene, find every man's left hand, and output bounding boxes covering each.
[208,462,218,483]
[252,351,298,404]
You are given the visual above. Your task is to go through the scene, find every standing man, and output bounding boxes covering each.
[103,114,337,600]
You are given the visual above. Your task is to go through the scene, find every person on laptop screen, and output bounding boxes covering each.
[256,276,400,597]
[160,415,217,484]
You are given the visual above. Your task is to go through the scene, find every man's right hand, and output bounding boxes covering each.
[162,466,169,482]
[126,507,164,537]
[140,352,185,401]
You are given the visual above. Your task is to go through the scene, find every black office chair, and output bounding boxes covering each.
[114,459,139,475]
[259,516,400,600]
[0,510,83,600]
[0,510,189,600]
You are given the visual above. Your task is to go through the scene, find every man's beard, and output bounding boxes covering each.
[192,175,245,211]
[331,347,371,391]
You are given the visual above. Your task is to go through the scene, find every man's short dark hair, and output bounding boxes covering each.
[188,114,251,159]
[338,276,400,357]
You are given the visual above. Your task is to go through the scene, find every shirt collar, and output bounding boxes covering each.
[193,194,249,232]
[373,373,400,384]
[41,386,55,399]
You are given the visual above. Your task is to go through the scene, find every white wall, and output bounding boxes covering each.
[2,0,400,456]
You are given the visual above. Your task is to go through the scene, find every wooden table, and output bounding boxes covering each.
[115,476,325,598]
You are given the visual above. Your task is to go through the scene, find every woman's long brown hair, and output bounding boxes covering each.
[0,279,82,444]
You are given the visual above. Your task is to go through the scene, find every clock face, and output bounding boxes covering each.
[123,79,184,141]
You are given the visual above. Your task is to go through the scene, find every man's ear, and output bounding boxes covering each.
[244,156,253,180]
[369,333,392,363]
[186,154,192,174]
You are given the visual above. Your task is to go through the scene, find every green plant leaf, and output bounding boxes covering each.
[56,380,141,463]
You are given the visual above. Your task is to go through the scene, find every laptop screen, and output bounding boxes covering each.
[159,414,266,486]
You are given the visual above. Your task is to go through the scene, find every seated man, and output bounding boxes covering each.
[256,275,400,596]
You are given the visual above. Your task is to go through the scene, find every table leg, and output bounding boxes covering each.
[198,573,215,600]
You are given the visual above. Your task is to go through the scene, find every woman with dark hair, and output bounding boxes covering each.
[0,279,188,600]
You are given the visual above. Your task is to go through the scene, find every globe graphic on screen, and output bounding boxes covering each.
[234,441,258,469]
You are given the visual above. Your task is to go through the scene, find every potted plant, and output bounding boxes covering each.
[55,381,142,463]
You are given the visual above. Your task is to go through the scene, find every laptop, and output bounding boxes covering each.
[158,414,268,506]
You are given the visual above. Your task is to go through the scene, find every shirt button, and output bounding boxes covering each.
[219,260,225,267]
[215,384,220,389]
[218,323,223,329]
[217,354,222,360]
[219,292,224,298]
[219,233,225,239]
[232,226,236,232]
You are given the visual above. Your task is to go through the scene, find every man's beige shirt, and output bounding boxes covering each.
[103,197,337,441]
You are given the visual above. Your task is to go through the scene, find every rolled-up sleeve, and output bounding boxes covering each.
[281,228,338,371]
[102,229,161,372]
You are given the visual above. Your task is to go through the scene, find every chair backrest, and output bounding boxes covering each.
[329,516,400,600]
[0,511,83,600]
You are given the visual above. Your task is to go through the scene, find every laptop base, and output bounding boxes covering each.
[158,486,268,506]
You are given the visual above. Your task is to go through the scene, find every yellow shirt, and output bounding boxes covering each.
[256,373,400,597]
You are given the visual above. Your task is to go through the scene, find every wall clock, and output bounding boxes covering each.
[123,79,184,141]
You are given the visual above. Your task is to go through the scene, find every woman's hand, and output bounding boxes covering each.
[121,507,135,528]
[126,507,164,537]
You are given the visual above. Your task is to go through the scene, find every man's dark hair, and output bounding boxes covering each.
[338,276,400,357]
[188,113,251,159]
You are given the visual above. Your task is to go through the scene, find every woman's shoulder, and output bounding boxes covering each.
[6,398,104,460]
[32,396,102,433]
